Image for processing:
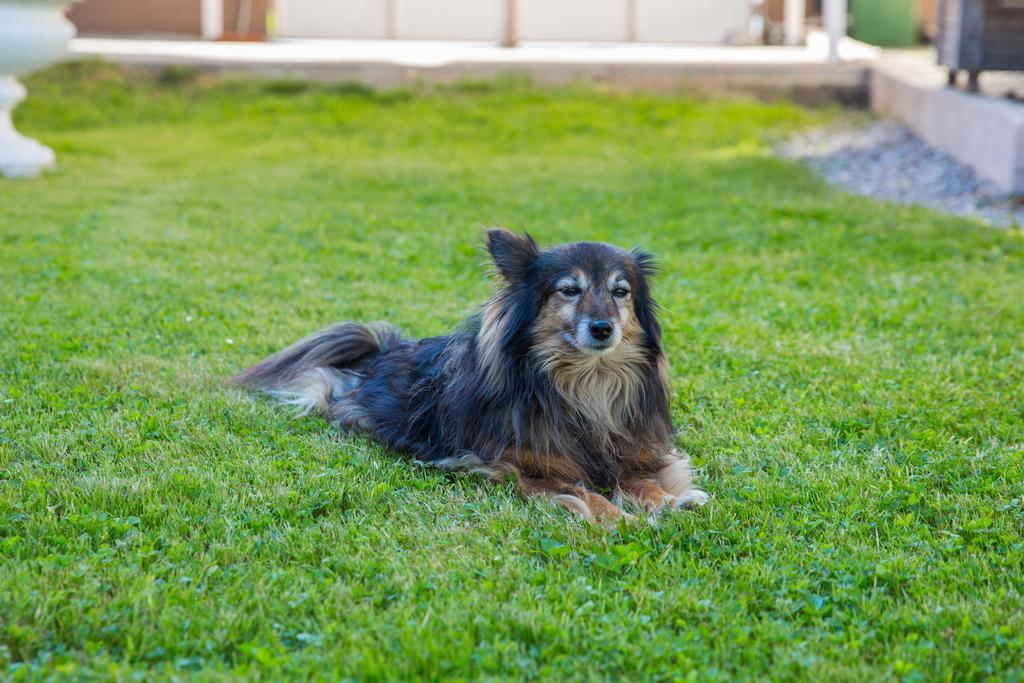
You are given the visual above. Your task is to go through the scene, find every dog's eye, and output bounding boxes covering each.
[612,287,630,298]
[561,286,582,297]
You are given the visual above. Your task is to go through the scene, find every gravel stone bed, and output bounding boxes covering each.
[779,119,1023,228]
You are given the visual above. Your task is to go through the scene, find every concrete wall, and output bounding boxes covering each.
[273,0,752,44]
[871,60,1024,193]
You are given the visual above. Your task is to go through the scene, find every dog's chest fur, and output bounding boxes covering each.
[539,340,648,441]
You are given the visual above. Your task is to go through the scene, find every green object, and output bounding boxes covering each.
[849,0,918,47]
[6,61,1024,680]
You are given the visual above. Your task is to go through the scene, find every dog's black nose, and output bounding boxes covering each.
[589,320,613,341]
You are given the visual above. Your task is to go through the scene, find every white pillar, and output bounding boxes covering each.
[823,0,847,63]
[0,1,76,178]
[201,0,223,40]
[784,0,805,46]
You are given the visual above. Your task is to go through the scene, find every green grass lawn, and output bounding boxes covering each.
[2,61,1023,681]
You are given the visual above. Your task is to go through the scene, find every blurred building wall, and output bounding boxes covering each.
[274,0,390,39]
[68,0,202,35]
[68,0,269,38]
[517,0,631,41]
[394,0,506,40]
[634,0,752,43]
[274,0,752,43]
[918,0,938,40]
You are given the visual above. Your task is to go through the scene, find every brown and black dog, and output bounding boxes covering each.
[235,230,708,523]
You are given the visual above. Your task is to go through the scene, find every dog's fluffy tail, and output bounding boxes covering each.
[232,321,402,415]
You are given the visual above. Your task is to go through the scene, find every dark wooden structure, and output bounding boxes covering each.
[937,0,1024,91]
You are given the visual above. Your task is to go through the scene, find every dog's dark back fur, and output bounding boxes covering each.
[235,230,679,492]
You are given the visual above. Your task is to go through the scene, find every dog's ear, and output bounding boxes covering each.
[485,229,540,282]
[630,247,657,279]
[631,247,663,352]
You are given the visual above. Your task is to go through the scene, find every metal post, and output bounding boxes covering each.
[502,0,517,47]
[784,0,805,46]
[823,0,847,63]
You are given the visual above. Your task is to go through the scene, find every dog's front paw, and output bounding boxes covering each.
[668,489,709,510]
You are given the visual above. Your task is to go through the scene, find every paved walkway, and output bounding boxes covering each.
[70,31,878,68]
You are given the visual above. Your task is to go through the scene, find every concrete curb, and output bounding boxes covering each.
[70,53,871,106]
[870,59,1024,193]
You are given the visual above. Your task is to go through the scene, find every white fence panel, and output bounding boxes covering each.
[276,0,389,39]
[394,0,504,40]
[635,0,750,43]
[518,0,629,41]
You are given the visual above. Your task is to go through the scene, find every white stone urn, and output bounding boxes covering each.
[0,0,78,178]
